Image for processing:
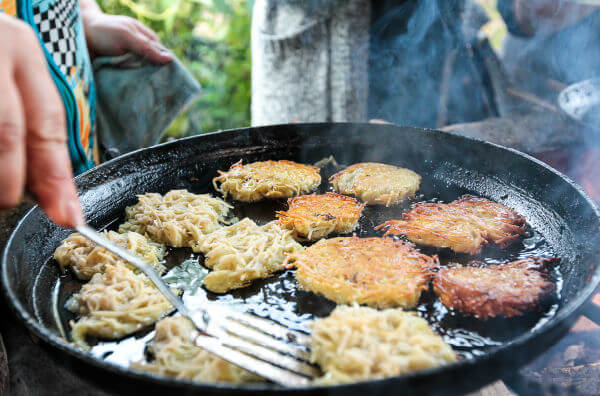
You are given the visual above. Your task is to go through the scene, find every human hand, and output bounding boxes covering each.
[80,0,173,64]
[0,15,84,228]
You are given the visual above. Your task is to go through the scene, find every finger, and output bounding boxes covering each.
[0,76,26,208]
[134,20,160,43]
[124,31,173,64]
[15,34,84,228]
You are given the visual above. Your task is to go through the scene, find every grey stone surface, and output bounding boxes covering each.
[441,105,585,154]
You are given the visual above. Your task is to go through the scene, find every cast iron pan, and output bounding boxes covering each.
[2,123,600,396]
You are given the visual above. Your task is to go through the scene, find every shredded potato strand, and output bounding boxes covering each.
[133,316,261,383]
[199,218,304,293]
[311,306,457,384]
[329,162,421,206]
[377,195,526,254]
[69,264,173,347]
[119,190,232,252]
[213,160,321,202]
[277,193,364,240]
[54,230,166,280]
[285,237,438,308]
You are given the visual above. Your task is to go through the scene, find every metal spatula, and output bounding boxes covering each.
[76,225,319,386]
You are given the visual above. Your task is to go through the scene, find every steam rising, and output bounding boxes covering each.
[366,0,599,197]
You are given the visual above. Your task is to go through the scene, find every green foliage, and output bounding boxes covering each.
[96,0,253,137]
[476,0,507,52]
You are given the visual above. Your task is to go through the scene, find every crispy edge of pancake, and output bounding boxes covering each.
[284,236,439,308]
[328,162,421,206]
[376,195,527,254]
[212,159,321,202]
[433,257,557,319]
[276,192,365,240]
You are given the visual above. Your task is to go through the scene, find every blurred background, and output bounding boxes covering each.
[97,0,254,137]
[95,0,506,138]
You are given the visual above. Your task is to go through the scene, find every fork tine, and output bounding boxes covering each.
[222,309,312,346]
[217,319,312,362]
[218,334,321,377]
[76,226,317,385]
[195,335,313,386]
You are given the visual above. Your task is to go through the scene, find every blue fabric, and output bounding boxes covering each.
[17,0,95,174]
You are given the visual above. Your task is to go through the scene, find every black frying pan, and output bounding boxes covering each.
[2,123,600,396]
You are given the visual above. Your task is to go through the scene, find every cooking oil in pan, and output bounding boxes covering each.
[53,163,562,370]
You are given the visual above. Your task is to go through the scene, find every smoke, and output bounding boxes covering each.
[251,0,599,197]
[502,1,600,109]
[368,0,513,128]
[497,1,600,198]
[368,1,599,124]
[365,0,599,196]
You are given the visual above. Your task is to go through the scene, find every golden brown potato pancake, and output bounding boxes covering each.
[213,160,321,202]
[376,195,527,254]
[311,306,457,384]
[433,257,556,319]
[284,236,439,308]
[276,192,365,240]
[329,162,421,206]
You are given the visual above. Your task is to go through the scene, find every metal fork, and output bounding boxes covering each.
[76,225,319,386]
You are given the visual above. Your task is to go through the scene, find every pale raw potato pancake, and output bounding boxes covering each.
[199,218,304,293]
[54,230,166,280]
[284,236,439,308]
[212,160,321,202]
[276,192,365,240]
[132,316,261,384]
[68,264,173,347]
[377,195,527,254]
[329,162,421,206]
[119,189,232,252]
[311,306,457,384]
[433,257,556,319]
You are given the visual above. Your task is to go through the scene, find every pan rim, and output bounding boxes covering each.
[2,122,599,393]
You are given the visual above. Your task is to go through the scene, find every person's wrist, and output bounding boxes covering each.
[80,6,103,28]
[79,0,104,30]
[79,3,107,58]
